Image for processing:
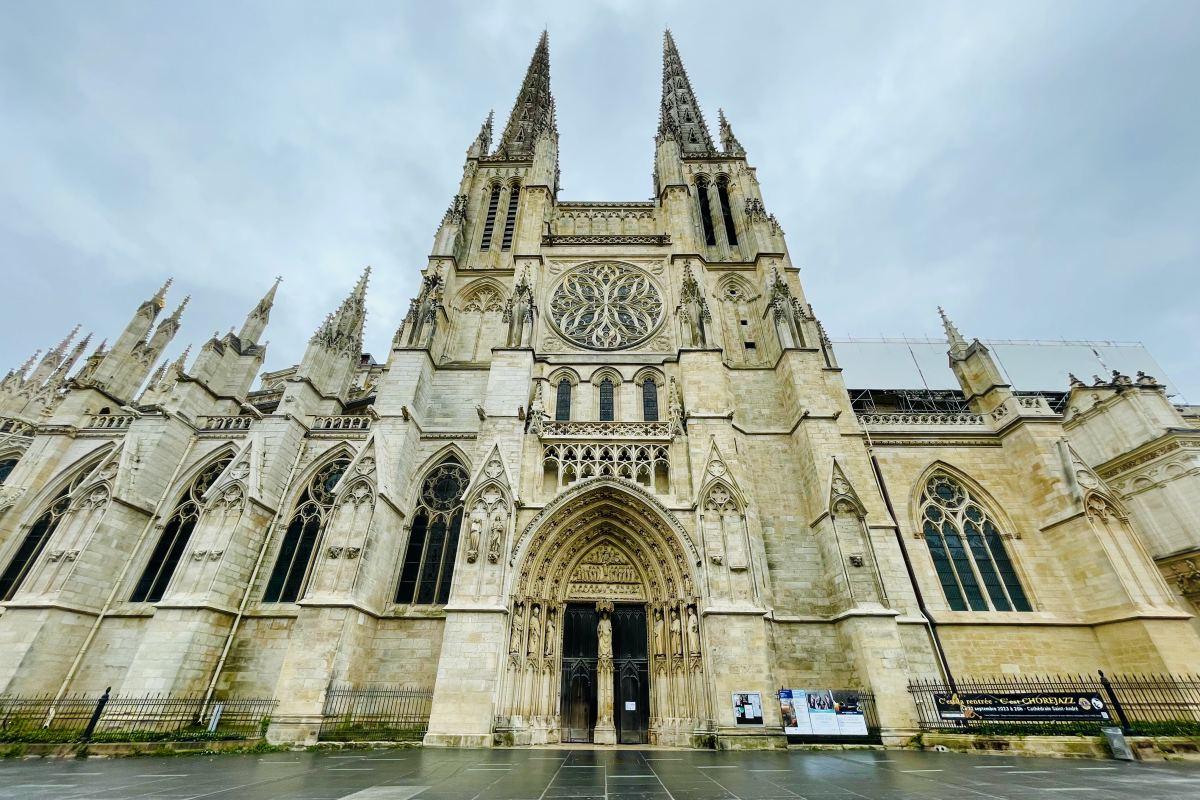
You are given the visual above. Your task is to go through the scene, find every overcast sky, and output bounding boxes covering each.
[2,1,1198,399]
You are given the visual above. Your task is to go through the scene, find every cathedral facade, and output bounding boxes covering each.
[1,32,1199,749]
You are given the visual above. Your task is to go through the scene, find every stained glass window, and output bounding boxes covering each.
[395,457,469,605]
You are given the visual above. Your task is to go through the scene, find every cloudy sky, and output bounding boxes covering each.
[2,1,1198,399]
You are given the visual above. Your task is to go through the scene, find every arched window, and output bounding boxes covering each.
[716,177,738,246]
[131,453,233,603]
[0,457,18,484]
[695,178,717,246]
[396,457,470,605]
[599,378,615,421]
[642,379,659,422]
[919,473,1031,612]
[501,184,521,250]
[479,184,502,251]
[263,455,351,603]
[555,380,572,421]
[0,467,90,601]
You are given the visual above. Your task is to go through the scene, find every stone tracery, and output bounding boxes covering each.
[549,261,664,350]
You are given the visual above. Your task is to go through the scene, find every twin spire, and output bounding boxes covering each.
[478,29,743,161]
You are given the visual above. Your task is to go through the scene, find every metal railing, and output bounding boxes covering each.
[318,685,432,742]
[909,672,1200,736]
[0,691,275,743]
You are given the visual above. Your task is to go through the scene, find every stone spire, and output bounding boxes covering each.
[718,109,745,157]
[495,30,556,159]
[938,307,970,360]
[659,30,715,156]
[310,267,370,358]
[239,276,281,344]
[467,110,494,159]
[146,295,189,356]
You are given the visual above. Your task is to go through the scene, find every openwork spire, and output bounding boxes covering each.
[659,30,715,156]
[311,267,370,357]
[718,109,745,157]
[495,30,556,159]
[938,306,970,359]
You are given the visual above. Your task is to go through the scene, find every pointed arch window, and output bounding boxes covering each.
[479,184,502,251]
[555,379,572,421]
[0,467,90,602]
[0,457,18,484]
[920,473,1031,612]
[642,379,659,422]
[696,178,717,246]
[131,454,233,603]
[395,458,469,605]
[599,378,615,421]
[501,184,521,251]
[263,455,351,603]
[716,177,738,246]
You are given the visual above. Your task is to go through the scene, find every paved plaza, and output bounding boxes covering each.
[2,748,1200,800]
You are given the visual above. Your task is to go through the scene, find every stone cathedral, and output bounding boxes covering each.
[1,32,1199,749]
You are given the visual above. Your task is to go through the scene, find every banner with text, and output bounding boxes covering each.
[933,690,1111,722]
[779,689,868,737]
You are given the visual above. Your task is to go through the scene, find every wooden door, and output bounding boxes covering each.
[559,603,598,742]
[612,605,650,744]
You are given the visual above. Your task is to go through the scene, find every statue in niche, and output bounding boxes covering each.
[466,517,482,563]
[544,609,556,657]
[687,606,701,656]
[670,608,683,657]
[678,262,710,347]
[527,605,541,657]
[653,607,665,657]
[509,604,524,654]
[487,515,504,564]
[598,610,612,657]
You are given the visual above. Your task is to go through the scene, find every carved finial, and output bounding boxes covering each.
[938,306,969,359]
[151,277,173,308]
[718,108,745,156]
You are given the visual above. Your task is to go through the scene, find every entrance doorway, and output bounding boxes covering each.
[558,602,649,744]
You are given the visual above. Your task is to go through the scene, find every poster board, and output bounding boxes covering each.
[732,692,763,726]
[779,689,868,737]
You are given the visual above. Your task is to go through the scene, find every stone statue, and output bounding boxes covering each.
[544,609,556,657]
[466,517,482,563]
[653,608,665,656]
[487,515,504,564]
[670,608,683,657]
[597,612,612,657]
[527,605,541,657]
[687,606,701,656]
[509,604,524,654]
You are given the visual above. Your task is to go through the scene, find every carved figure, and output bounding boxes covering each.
[670,607,683,657]
[487,515,504,563]
[466,517,482,563]
[509,604,524,654]
[687,606,701,655]
[544,609,556,656]
[598,611,612,657]
[527,605,541,657]
[653,607,665,656]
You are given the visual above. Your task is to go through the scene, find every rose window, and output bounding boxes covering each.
[549,261,664,350]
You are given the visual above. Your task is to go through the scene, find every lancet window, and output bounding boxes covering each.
[642,379,659,422]
[501,183,521,250]
[479,184,502,251]
[695,177,717,246]
[599,378,615,421]
[0,466,90,601]
[263,455,351,603]
[716,177,738,246]
[555,379,572,421]
[396,457,470,605]
[131,454,233,603]
[0,457,17,484]
[919,473,1031,612]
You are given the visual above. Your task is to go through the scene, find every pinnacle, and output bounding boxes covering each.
[152,277,174,307]
[496,30,556,158]
[938,306,969,356]
[658,29,714,155]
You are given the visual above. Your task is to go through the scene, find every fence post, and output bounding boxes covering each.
[82,687,111,742]
[1098,671,1131,734]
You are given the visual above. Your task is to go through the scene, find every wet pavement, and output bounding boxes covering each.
[1,746,1199,799]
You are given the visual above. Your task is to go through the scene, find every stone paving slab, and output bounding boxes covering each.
[2,748,1200,799]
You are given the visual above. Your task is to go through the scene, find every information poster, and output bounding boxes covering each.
[733,692,764,726]
[779,689,868,737]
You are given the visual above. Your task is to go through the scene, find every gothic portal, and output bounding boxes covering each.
[2,30,1200,751]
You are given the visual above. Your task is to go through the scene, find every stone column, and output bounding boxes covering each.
[593,601,616,744]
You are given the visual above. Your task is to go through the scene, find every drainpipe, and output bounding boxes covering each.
[52,433,198,707]
[863,433,955,688]
[202,439,306,711]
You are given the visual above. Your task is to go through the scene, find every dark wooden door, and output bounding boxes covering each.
[612,605,650,744]
[559,603,598,743]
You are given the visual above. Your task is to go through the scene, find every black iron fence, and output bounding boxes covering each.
[909,672,1200,736]
[318,684,433,742]
[0,690,276,744]
[782,688,882,744]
